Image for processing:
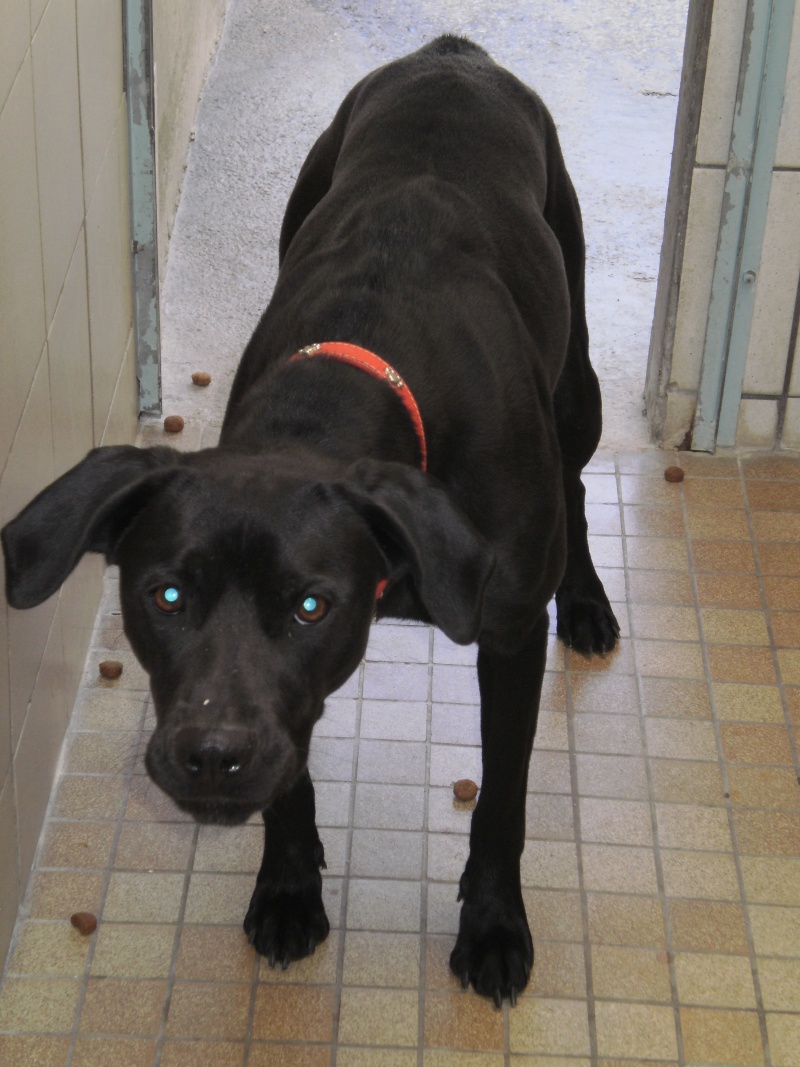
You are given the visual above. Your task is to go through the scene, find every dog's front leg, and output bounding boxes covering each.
[450,611,549,1005]
[244,768,329,967]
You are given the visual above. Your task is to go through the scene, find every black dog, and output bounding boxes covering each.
[3,37,618,1004]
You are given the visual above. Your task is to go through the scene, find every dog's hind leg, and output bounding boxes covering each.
[450,612,548,1004]
[547,157,620,655]
[243,769,330,966]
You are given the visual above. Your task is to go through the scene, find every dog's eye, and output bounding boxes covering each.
[294,595,330,625]
[154,584,185,614]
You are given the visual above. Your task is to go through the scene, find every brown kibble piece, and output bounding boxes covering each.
[70,911,97,936]
[664,465,684,483]
[191,371,211,386]
[453,778,479,802]
[98,660,123,680]
[164,414,185,433]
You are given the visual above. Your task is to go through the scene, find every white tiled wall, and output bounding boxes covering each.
[0,0,137,968]
[0,0,228,974]
[655,0,800,450]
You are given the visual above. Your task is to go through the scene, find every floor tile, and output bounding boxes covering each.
[673,952,757,1007]
[713,682,785,722]
[339,987,419,1047]
[529,941,587,998]
[757,958,800,1011]
[508,998,591,1056]
[251,984,335,1042]
[79,977,167,1036]
[655,803,732,851]
[749,905,800,957]
[0,977,81,1033]
[590,945,672,1002]
[680,1006,764,1066]
[660,848,740,900]
[575,754,650,800]
[174,925,255,983]
[424,989,504,1050]
[342,930,420,988]
[165,981,251,1039]
[90,923,176,978]
[739,855,800,906]
[581,844,658,894]
[350,828,424,879]
[38,820,116,870]
[726,764,800,809]
[667,900,749,954]
[586,894,666,948]
[354,782,426,830]
[346,879,421,932]
[766,1013,800,1067]
[3,447,799,1062]
[594,1001,678,1061]
[160,1041,244,1067]
[640,677,711,719]
[114,821,195,871]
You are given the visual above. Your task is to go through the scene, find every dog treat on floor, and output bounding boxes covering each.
[98,660,123,680]
[192,371,212,386]
[664,465,685,482]
[70,912,97,936]
[163,415,185,433]
[453,779,479,801]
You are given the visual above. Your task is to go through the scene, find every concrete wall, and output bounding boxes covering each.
[153,0,227,284]
[647,0,800,449]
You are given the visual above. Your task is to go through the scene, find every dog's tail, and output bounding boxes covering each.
[423,34,489,59]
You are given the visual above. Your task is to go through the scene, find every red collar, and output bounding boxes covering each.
[289,341,427,604]
[290,342,428,471]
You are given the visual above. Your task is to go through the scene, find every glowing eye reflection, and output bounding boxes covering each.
[294,595,330,625]
[154,584,185,614]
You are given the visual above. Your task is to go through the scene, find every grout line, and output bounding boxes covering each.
[150,820,200,1066]
[329,657,365,1067]
[682,457,772,1066]
[417,624,436,1067]
[733,457,800,1064]
[563,635,598,1064]
[615,453,687,1066]
[63,577,156,1065]
[242,900,264,1067]
[739,479,800,780]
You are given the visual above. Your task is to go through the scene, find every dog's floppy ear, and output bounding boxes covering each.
[336,459,495,645]
[2,445,181,609]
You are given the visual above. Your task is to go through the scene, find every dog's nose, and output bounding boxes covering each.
[173,725,256,786]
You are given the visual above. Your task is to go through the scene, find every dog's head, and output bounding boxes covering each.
[2,445,493,824]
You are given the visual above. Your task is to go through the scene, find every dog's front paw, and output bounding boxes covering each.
[244,872,330,968]
[556,587,620,655]
[450,895,533,1006]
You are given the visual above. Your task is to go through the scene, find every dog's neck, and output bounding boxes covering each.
[289,343,427,471]
[221,347,426,473]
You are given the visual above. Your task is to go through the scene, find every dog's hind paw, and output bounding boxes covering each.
[555,588,620,656]
[244,877,330,967]
[450,902,533,1006]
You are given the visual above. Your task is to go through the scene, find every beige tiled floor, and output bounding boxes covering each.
[1,448,799,1065]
